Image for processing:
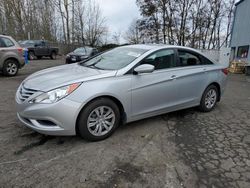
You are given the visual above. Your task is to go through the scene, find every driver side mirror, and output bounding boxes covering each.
[134,64,155,74]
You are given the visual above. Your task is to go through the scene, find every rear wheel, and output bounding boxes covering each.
[77,98,120,141]
[199,85,218,112]
[50,52,56,60]
[2,59,19,76]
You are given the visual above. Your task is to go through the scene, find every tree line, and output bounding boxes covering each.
[0,0,236,49]
[125,0,236,49]
[0,0,107,46]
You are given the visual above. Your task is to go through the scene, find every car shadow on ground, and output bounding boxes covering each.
[13,107,196,156]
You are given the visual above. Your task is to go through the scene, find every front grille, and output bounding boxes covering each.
[18,84,38,102]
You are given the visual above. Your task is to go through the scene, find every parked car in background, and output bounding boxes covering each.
[66,47,98,64]
[16,44,228,141]
[0,34,25,76]
[19,40,59,60]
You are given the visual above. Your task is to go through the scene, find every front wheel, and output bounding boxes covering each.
[2,59,19,76]
[199,85,218,112]
[77,98,120,141]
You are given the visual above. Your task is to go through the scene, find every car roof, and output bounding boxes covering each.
[122,44,217,64]
[123,44,202,52]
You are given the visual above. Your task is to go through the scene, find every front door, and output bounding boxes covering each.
[131,49,180,119]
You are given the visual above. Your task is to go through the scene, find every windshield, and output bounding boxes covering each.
[19,40,35,46]
[74,47,90,55]
[82,47,148,70]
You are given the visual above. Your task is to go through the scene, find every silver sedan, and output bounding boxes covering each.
[16,45,228,141]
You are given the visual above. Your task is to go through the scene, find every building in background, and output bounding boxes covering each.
[230,0,250,64]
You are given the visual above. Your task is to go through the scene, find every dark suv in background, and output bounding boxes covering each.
[0,35,25,76]
[66,47,98,64]
[19,40,59,60]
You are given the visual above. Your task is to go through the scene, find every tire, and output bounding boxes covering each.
[50,52,56,60]
[2,59,19,76]
[37,56,42,59]
[77,98,120,141]
[199,85,218,112]
[29,51,36,60]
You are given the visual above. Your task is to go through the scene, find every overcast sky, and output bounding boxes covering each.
[96,0,140,42]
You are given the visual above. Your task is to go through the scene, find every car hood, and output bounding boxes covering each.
[23,64,117,91]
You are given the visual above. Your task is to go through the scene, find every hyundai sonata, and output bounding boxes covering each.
[16,45,228,141]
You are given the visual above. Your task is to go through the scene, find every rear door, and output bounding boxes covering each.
[0,37,18,64]
[171,49,210,106]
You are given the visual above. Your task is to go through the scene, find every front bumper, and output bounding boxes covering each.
[16,97,83,136]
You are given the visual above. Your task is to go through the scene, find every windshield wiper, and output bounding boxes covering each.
[85,57,102,67]
[89,64,106,70]
[79,56,103,66]
[79,56,106,70]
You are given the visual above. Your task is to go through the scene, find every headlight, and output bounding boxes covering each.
[30,83,81,104]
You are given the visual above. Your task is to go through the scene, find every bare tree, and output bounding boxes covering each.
[85,0,107,46]
[132,0,236,49]
[125,19,143,44]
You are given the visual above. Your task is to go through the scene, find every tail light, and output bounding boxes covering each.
[221,68,229,75]
[17,48,23,55]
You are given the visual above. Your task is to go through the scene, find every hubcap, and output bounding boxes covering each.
[6,63,17,75]
[205,89,217,109]
[87,106,115,136]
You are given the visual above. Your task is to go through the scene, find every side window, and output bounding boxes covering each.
[35,41,41,47]
[1,37,15,47]
[41,41,46,47]
[201,56,214,65]
[141,49,176,70]
[178,50,201,66]
[92,49,98,56]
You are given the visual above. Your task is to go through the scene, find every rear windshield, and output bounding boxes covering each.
[83,47,148,70]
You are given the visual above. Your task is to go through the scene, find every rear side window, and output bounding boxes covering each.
[178,50,201,66]
[141,49,176,70]
[0,37,15,47]
[201,56,214,65]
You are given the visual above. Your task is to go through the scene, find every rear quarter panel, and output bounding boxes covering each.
[202,64,228,99]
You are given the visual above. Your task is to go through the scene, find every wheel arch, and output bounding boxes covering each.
[51,50,57,55]
[206,82,221,102]
[75,95,126,135]
[4,57,20,67]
